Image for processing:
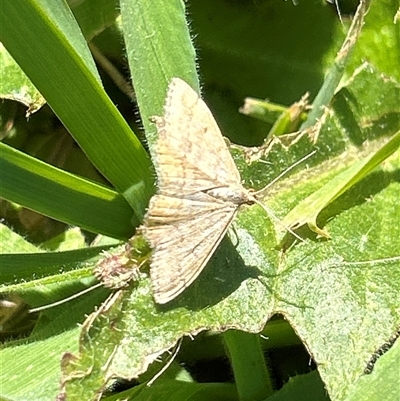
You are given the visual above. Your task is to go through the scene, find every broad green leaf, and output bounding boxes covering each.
[57,183,400,400]
[349,0,400,80]
[0,44,46,114]
[346,338,400,401]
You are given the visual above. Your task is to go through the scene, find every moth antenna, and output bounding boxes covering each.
[252,198,305,243]
[29,282,103,313]
[251,150,316,242]
[254,150,316,198]
[147,338,183,387]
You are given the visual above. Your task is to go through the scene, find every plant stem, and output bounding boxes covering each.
[223,330,274,401]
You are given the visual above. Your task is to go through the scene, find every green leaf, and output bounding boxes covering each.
[349,0,400,80]
[0,223,42,253]
[267,371,329,401]
[0,328,80,400]
[0,245,106,289]
[120,0,198,148]
[108,379,239,401]
[346,338,400,401]
[0,142,135,239]
[0,0,153,221]
[282,130,400,237]
[0,0,119,114]
[0,44,46,114]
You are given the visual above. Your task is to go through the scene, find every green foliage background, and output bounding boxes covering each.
[0,0,399,400]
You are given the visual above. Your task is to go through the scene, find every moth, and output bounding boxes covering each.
[144,78,258,304]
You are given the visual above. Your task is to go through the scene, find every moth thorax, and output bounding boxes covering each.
[206,186,252,205]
